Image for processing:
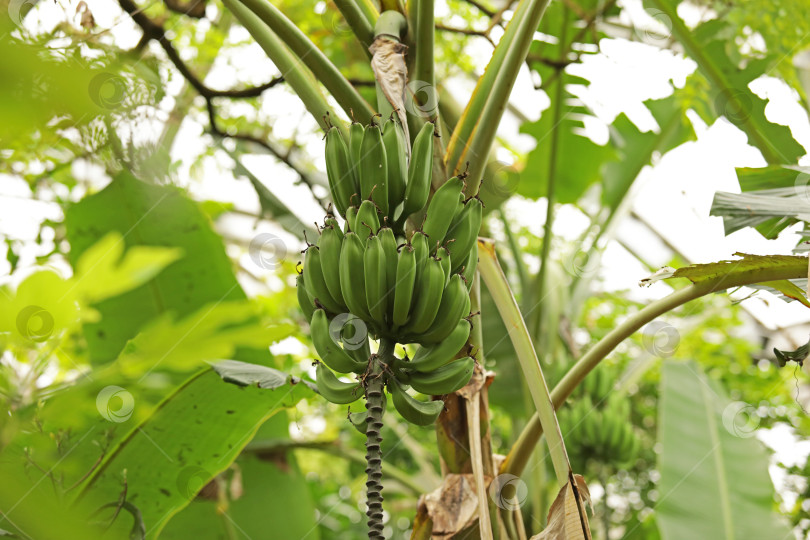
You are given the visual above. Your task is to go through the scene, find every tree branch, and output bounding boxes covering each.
[204,99,330,212]
[118,0,282,99]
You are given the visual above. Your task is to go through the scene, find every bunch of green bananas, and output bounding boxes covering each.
[558,368,641,468]
[298,116,483,426]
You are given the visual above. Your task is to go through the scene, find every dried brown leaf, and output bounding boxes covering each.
[369,37,410,144]
[531,474,593,540]
[423,474,481,539]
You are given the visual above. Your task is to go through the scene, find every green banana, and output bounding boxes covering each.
[324,217,344,240]
[408,356,475,395]
[339,232,374,322]
[346,321,371,366]
[437,246,452,286]
[561,410,578,446]
[604,411,622,454]
[318,225,346,308]
[303,246,343,314]
[349,121,364,164]
[582,410,600,448]
[418,275,470,344]
[349,409,368,434]
[392,245,416,328]
[408,319,470,372]
[364,235,388,326]
[411,231,429,266]
[391,362,412,384]
[315,362,363,404]
[389,377,445,426]
[311,309,366,373]
[461,242,478,290]
[324,126,357,217]
[356,199,381,242]
[401,122,434,221]
[348,397,386,434]
[358,121,389,217]
[422,176,464,252]
[382,116,408,222]
[345,205,359,233]
[403,256,445,335]
[296,274,315,320]
[447,198,483,272]
[378,227,399,319]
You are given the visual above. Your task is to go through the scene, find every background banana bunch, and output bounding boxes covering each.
[557,367,641,468]
[298,116,483,426]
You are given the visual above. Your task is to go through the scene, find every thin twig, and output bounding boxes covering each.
[118,0,284,99]
[204,99,330,212]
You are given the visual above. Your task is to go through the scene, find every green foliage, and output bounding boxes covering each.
[657,361,792,538]
[65,172,250,363]
[75,370,312,538]
[3,0,809,537]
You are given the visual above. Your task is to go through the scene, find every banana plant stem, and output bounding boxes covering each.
[236,0,373,120]
[223,0,338,133]
[532,71,565,342]
[501,258,810,477]
[478,239,570,487]
[335,0,376,49]
[412,0,436,117]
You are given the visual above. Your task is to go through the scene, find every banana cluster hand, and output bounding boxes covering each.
[558,368,641,467]
[301,114,485,425]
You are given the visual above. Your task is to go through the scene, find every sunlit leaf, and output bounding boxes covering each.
[73,231,183,303]
[74,369,312,538]
[117,303,296,375]
[65,172,251,363]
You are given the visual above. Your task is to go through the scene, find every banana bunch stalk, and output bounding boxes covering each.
[300,115,485,425]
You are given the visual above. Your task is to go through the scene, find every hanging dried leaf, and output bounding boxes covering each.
[421,474,481,539]
[457,362,488,400]
[531,474,593,540]
[76,1,95,29]
[369,37,410,144]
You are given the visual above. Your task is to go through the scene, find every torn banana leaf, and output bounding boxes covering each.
[773,339,809,367]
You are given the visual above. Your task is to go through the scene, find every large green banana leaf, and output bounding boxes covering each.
[657,361,791,539]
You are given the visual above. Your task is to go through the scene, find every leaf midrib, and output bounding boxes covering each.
[698,375,734,540]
